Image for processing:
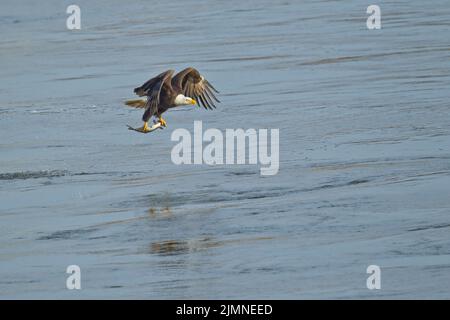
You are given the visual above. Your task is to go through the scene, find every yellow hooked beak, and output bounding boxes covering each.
[190,99,197,105]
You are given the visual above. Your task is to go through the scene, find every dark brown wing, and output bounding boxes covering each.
[134,70,174,117]
[172,67,220,110]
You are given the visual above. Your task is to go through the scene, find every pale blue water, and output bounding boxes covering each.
[1,0,450,299]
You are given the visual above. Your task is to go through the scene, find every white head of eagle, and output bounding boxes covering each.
[174,94,196,106]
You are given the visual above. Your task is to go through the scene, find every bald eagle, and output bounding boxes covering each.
[125,68,220,133]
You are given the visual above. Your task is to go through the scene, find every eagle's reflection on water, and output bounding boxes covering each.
[149,236,274,256]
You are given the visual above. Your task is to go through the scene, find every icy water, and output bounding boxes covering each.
[1,0,450,299]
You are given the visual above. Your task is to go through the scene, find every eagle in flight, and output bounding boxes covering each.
[125,68,220,133]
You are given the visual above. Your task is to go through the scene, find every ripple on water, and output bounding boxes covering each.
[0,170,69,181]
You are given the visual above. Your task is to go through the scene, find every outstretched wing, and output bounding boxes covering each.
[134,70,174,115]
[172,67,220,110]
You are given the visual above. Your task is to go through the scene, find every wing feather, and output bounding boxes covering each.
[204,85,220,103]
[198,95,211,110]
[202,89,216,109]
[133,70,174,117]
[172,67,220,110]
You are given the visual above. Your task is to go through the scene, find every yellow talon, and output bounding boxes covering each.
[136,122,150,133]
[159,117,167,127]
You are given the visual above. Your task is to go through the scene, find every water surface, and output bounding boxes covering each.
[1,0,450,299]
